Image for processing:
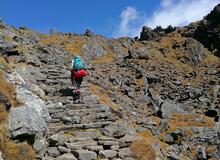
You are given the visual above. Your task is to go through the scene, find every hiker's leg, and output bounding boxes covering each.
[71,69,74,85]
[78,77,83,88]
[75,78,80,89]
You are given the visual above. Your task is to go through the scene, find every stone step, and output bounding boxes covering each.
[48,121,112,132]
[65,104,89,110]
[67,107,110,116]
[48,118,62,123]
[47,76,69,80]
[48,108,66,114]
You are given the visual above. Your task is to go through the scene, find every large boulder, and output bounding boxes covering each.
[140,26,160,41]
[82,43,107,61]
[16,86,50,122]
[160,101,185,118]
[128,46,150,60]
[182,38,205,65]
[8,105,47,138]
[0,37,16,54]
[6,71,50,139]
[183,4,220,57]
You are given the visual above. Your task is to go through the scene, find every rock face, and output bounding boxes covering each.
[140,26,161,41]
[82,43,107,61]
[183,4,220,57]
[128,46,150,59]
[0,4,220,160]
[140,25,176,41]
[182,38,205,65]
[8,105,47,138]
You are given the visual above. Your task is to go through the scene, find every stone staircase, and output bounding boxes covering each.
[36,53,137,160]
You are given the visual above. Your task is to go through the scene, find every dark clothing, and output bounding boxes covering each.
[75,77,83,89]
[70,69,83,89]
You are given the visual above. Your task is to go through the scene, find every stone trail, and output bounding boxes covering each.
[35,51,136,160]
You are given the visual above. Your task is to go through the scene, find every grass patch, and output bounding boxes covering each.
[90,84,120,110]
[0,70,35,159]
[93,53,115,64]
[0,74,20,107]
[64,40,85,55]
[168,113,216,129]
[130,129,168,160]
[0,124,35,160]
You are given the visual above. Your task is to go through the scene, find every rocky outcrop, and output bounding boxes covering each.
[140,25,176,41]
[182,4,220,57]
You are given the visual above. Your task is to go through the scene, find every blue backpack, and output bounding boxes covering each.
[73,56,85,70]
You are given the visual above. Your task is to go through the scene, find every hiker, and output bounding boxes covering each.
[70,55,89,93]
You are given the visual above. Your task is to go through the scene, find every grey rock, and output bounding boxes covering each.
[58,146,71,153]
[61,116,80,124]
[8,105,47,138]
[98,140,119,146]
[188,86,203,99]
[217,143,220,159]
[72,150,97,160]
[83,95,99,104]
[0,151,3,160]
[160,101,185,118]
[112,45,127,59]
[160,134,174,144]
[73,131,101,139]
[119,135,141,147]
[182,38,205,65]
[191,127,218,145]
[16,85,50,122]
[34,137,47,158]
[0,37,16,54]
[118,148,133,159]
[111,145,119,150]
[48,133,69,146]
[86,145,104,152]
[84,29,95,37]
[140,26,161,41]
[167,146,181,160]
[43,156,55,160]
[99,150,117,159]
[102,122,136,138]
[56,153,77,160]
[197,146,207,160]
[128,46,149,59]
[82,43,107,61]
[65,141,97,150]
[25,53,42,67]
[47,147,60,157]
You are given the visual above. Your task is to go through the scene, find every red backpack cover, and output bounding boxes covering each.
[74,69,87,78]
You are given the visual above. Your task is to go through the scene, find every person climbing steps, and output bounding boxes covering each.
[70,55,90,99]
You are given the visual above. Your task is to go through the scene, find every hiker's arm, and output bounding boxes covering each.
[70,59,74,70]
[84,63,92,76]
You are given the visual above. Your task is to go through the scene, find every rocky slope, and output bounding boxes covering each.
[0,4,220,160]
